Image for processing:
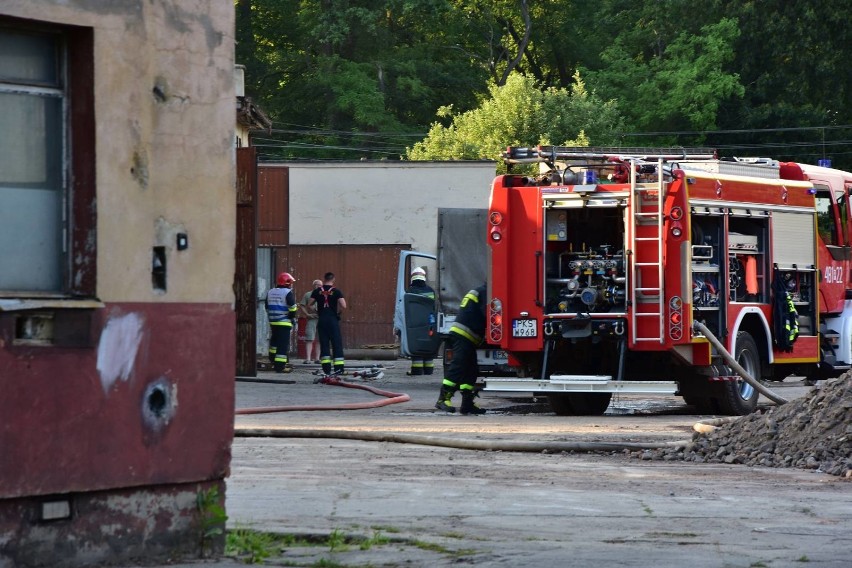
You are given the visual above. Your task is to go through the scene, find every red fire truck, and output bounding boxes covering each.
[481,146,852,415]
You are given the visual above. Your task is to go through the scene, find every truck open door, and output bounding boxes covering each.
[394,250,442,358]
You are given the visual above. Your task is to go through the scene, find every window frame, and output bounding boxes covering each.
[0,17,96,299]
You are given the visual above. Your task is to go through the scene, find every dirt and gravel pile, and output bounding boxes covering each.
[633,372,852,477]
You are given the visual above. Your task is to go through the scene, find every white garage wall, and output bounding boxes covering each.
[277,161,497,254]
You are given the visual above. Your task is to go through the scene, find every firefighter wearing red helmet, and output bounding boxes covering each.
[266,272,298,373]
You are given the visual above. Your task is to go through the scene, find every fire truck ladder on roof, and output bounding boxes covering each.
[502,145,716,168]
[630,158,665,345]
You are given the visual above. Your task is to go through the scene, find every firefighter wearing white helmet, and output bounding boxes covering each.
[407,267,437,376]
[266,272,298,373]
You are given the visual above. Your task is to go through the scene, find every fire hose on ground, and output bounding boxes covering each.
[235,377,410,414]
[235,327,789,450]
[233,376,685,451]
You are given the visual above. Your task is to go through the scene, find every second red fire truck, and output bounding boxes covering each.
[481,147,852,415]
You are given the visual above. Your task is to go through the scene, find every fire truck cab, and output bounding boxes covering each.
[482,146,852,415]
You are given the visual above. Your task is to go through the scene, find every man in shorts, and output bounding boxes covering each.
[299,279,322,363]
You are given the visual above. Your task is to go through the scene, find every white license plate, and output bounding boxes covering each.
[488,349,508,362]
[512,319,538,337]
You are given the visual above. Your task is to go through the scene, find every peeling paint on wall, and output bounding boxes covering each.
[131,149,149,189]
[96,312,144,393]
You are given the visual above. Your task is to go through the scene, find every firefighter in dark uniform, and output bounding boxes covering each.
[435,283,487,415]
[407,266,438,376]
[309,272,347,375]
[266,272,298,373]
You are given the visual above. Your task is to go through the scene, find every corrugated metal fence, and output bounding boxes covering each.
[273,244,407,350]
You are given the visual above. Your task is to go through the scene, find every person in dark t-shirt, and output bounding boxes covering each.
[308,272,347,375]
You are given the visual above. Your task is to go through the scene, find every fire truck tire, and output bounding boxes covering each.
[547,393,612,416]
[547,394,573,415]
[714,331,760,415]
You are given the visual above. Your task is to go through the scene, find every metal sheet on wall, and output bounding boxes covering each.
[258,166,288,246]
[256,247,273,356]
[274,244,409,350]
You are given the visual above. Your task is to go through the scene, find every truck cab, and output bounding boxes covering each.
[394,210,511,373]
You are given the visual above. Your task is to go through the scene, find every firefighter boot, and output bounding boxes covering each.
[460,389,486,415]
[434,382,457,413]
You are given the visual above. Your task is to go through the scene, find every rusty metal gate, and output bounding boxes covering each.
[235,147,257,376]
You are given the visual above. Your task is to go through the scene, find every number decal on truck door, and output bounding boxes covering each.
[824,266,844,284]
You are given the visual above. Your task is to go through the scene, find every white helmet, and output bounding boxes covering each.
[410,267,426,282]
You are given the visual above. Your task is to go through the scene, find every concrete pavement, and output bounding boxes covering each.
[136,360,851,567]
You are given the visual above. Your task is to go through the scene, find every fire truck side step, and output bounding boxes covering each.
[482,377,678,395]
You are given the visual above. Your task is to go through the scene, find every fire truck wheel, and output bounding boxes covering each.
[547,393,612,416]
[715,331,761,415]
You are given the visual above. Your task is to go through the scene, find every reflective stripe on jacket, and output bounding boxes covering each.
[268,286,297,325]
[449,285,486,345]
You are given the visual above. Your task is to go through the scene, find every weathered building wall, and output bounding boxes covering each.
[277,161,496,254]
[0,2,235,566]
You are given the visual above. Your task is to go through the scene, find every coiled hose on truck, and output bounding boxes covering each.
[235,329,789,450]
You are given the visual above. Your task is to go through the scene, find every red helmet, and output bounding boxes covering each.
[277,272,295,286]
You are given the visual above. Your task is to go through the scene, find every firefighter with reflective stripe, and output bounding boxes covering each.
[773,271,800,352]
[407,266,438,376]
[267,272,298,373]
[435,283,487,415]
[309,271,347,375]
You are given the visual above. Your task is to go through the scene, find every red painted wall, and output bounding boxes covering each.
[0,303,234,499]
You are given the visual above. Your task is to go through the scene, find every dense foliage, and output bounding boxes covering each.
[406,73,623,163]
[237,0,851,168]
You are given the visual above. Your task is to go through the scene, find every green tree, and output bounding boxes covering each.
[443,0,532,86]
[406,72,624,162]
[708,0,852,168]
[584,15,744,138]
[236,0,851,166]
[236,0,492,159]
